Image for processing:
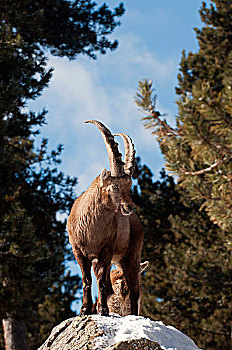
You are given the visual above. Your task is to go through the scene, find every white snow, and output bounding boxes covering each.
[92,314,202,350]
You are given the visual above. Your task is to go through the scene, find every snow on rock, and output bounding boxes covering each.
[92,314,202,350]
[38,314,202,350]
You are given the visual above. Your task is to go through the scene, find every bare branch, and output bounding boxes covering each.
[182,156,225,175]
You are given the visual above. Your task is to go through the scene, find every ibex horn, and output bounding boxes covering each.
[85,120,124,177]
[115,133,135,176]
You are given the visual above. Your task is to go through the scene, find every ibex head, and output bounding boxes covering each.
[85,120,135,216]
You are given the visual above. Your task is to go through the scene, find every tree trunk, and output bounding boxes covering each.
[2,317,27,350]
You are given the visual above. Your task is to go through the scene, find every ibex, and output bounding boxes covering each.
[67,120,144,316]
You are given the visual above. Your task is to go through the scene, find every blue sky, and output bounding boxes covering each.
[32,0,205,193]
[30,0,207,310]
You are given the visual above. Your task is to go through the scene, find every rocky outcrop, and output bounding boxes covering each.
[38,316,98,350]
[106,338,162,349]
[38,315,201,350]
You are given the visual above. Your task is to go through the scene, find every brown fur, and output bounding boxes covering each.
[67,171,144,316]
[106,261,149,316]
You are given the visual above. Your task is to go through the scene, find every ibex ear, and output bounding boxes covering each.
[100,168,109,186]
[140,261,149,274]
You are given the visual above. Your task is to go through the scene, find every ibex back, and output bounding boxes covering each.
[67,120,144,316]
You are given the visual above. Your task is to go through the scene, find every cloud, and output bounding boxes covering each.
[50,58,111,123]
[31,26,179,195]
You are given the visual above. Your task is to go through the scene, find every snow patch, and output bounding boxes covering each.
[92,314,202,350]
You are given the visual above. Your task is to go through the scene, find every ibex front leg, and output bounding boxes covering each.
[73,245,93,315]
[93,245,113,316]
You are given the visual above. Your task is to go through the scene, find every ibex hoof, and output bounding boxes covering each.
[98,306,109,316]
[80,306,93,315]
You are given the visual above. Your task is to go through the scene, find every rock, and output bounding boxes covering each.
[38,316,102,350]
[105,338,162,349]
[38,315,201,350]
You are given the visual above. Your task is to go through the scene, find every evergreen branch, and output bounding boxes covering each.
[135,79,179,136]
[182,156,226,175]
[0,251,53,261]
[194,119,232,156]
[189,325,230,337]
[193,118,217,152]
[196,187,221,201]
[148,109,179,136]
[0,251,35,261]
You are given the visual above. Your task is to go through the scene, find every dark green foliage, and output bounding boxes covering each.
[135,2,232,348]
[0,128,80,347]
[1,0,124,347]
[176,0,232,95]
[132,158,231,350]
[132,158,181,274]
[135,0,232,231]
[1,0,125,59]
[27,271,81,348]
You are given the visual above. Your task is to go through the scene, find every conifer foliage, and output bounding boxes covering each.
[0,1,124,348]
[134,1,231,349]
[135,0,232,231]
[132,158,231,350]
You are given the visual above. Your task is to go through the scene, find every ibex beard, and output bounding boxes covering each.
[67,120,144,316]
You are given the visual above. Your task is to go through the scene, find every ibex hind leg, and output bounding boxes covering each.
[119,212,144,316]
[73,246,93,315]
[119,257,140,316]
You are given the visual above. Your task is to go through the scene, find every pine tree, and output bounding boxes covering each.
[1,1,124,348]
[132,158,231,350]
[27,271,81,348]
[135,0,232,231]
[134,1,231,348]
[131,158,181,283]
[1,0,124,59]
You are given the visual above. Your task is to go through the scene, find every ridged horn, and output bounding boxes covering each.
[115,133,135,176]
[85,120,125,177]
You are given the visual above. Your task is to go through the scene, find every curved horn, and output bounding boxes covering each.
[85,120,124,177]
[115,133,135,176]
